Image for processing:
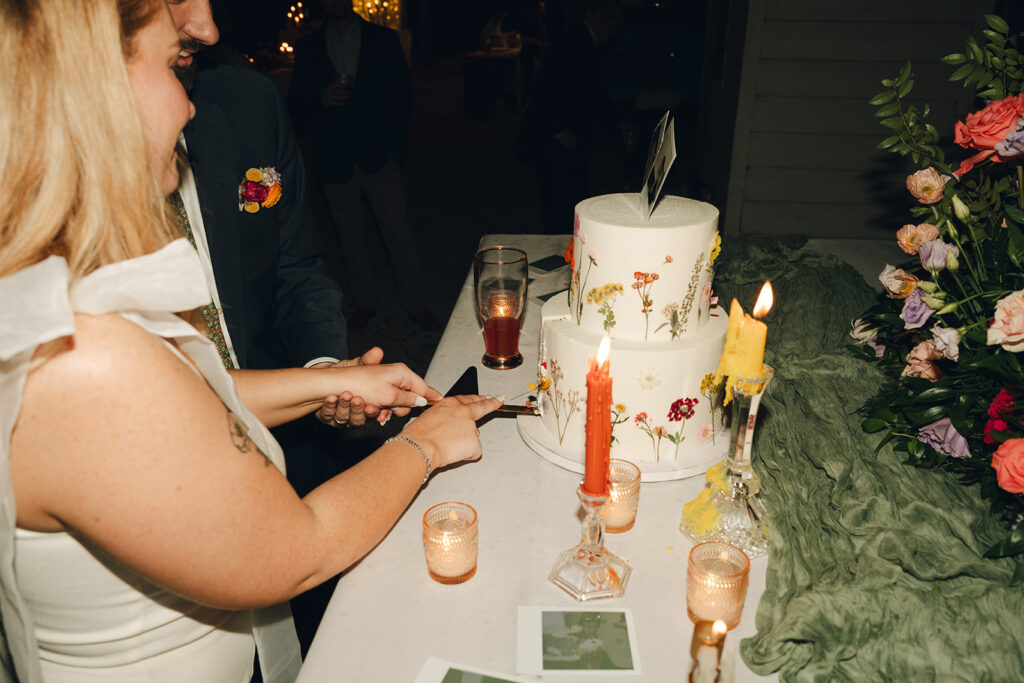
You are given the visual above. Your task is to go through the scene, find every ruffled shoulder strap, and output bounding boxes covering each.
[0,256,78,682]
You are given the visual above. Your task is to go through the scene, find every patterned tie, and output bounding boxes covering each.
[168,191,235,369]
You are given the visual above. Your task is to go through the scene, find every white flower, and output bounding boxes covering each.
[636,369,660,390]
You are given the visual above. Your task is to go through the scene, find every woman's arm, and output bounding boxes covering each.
[227,357,442,428]
[11,313,497,609]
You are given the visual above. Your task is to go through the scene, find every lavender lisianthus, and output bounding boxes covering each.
[918,417,970,459]
[995,115,1024,158]
[900,288,934,329]
[931,325,961,362]
[919,239,959,272]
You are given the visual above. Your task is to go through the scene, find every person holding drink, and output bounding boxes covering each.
[0,1,498,681]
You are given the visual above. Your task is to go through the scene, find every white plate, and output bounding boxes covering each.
[516,415,725,482]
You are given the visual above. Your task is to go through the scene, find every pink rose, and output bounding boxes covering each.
[896,223,940,255]
[987,290,1024,352]
[901,340,943,381]
[954,94,1024,175]
[878,264,919,299]
[992,438,1024,494]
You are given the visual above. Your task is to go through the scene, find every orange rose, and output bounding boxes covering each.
[992,438,1024,494]
[905,168,946,205]
[954,94,1024,175]
[563,237,575,272]
[896,223,940,255]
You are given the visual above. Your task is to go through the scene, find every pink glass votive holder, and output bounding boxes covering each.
[422,502,478,584]
[601,459,641,533]
[686,541,750,629]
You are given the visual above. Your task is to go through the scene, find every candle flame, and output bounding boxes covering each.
[597,336,611,363]
[712,620,728,637]
[752,281,773,318]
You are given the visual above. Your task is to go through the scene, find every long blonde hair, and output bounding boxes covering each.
[0,0,179,279]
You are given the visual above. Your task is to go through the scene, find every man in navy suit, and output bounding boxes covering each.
[288,0,437,330]
[168,0,375,653]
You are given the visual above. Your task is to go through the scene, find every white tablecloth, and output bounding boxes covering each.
[296,234,901,682]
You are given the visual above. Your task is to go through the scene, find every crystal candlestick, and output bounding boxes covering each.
[549,485,632,601]
[680,364,774,558]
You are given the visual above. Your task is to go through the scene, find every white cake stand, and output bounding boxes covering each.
[517,415,726,482]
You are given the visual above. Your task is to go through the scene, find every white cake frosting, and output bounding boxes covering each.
[536,193,728,468]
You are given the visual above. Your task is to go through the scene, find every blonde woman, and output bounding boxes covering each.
[0,2,498,682]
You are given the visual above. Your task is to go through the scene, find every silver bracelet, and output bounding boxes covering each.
[385,435,432,486]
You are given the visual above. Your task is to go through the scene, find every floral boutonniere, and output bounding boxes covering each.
[238,167,282,213]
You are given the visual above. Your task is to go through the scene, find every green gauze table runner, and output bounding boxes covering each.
[714,237,1024,681]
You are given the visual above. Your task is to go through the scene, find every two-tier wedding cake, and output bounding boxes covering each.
[533,193,728,472]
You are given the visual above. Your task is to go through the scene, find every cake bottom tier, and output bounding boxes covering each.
[537,313,729,471]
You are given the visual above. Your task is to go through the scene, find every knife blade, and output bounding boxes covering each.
[432,366,538,417]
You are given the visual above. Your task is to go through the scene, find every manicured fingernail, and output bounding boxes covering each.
[414,395,427,407]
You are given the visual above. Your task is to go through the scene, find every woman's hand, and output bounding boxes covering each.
[314,347,384,428]
[322,362,442,416]
[399,395,502,470]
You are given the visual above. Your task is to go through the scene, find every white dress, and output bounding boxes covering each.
[0,240,301,683]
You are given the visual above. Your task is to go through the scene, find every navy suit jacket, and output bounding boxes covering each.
[289,19,412,184]
[185,65,348,369]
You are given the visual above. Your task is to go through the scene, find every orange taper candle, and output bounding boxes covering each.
[583,337,613,496]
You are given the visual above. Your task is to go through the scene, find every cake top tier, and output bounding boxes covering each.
[568,194,720,342]
[577,193,719,229]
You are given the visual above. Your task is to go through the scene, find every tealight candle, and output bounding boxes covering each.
[601,459,641,532]
[422,502,478,584]
[686,541,750,629]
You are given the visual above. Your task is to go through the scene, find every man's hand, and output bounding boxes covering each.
[313,347,384,428]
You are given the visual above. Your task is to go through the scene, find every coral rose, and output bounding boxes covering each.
[896,223,940,255]
[906,168,947,205]
[992,438,1024,494]
[261,183,282,208]
[987,290,1024,352]
[954,94,1024,175]
[901,340,943,381]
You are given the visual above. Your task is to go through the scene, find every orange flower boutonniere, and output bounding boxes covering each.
[238,166,282,213]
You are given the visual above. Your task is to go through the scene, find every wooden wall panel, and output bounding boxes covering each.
[738,201,900,240]
[763,0,982,22]
[759,21,975,62]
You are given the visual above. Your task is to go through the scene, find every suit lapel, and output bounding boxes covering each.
[184,97,249,369]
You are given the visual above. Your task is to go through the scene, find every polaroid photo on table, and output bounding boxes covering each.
[644,117,677,220]
[413,657,531,683]
[639,110,670,218]
[516,606,642,676]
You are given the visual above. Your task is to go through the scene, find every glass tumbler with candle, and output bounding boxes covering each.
[686,541,749,630]
[422,502,478,584]
[473,246,528,369]
[602,459,641,533]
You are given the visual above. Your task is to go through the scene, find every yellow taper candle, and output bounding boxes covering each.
[715,282,773,404]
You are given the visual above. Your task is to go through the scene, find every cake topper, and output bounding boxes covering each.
[640,111,677,219]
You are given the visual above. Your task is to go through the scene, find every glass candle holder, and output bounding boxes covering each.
[422,502,478,584]
[686,541,749,630]
[602,459,641,533]
[549,485,632,601]
[473,246,527,369]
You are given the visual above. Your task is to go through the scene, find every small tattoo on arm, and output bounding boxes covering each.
[226,410,272,467]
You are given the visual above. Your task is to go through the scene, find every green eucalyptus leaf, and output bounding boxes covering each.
[880,117,904,130]
[881,78,893,87]
[896,60,912,85]
[985,14,1010,34]
[897,79,914,98]
[877,135,900,150]
[869,90,896,105]
[942,53,968,65]
[875,101,900,117]
[967,36,985,62]
[983,30,1007,47]
[950,63,973,81]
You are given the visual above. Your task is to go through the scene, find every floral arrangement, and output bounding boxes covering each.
[238,166,282,213]
[852,14,1024,575]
